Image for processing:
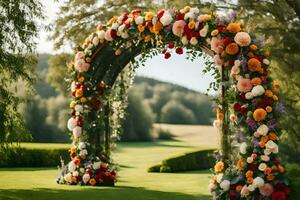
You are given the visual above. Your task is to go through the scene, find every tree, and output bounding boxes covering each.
[0,0,43,145]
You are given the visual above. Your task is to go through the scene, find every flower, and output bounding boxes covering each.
[271,191,287,200]
[92,161,101,170]
[227,22,241,33]
[237,78,252,93]
[259,163,267,171]
[234,32,251,47]
[257,124,269,136]
[145,12,154,21]
[236,160,244,170]
[230,114,237,123]
[265,140,279,154]
[213,119,221,128]
[252,85,265,97]
[73,126,82,138]
[89,178,97,186]
[105,28,114,41]
[82,173,90,184]
[253,177,264,188]
[208,182,217,192]
[213,55,224,66]
[78,142,86,150]
[220,180,230,191]
[246,157,253,163]
[211,29,219,36]
[253,108,267,121]
[239,142,247,154]
[214,161,224,172]
[216,173,224,183]
[251,77,262,86]
[190,37,198,45]
[225,42,239,55]
[181,36,188,45]
[67,118,77,131]
[198,14,211,22]
[199,24,209,37]
[245,92,254,99]
[64,173,73,183]
[172,20,186,37]
[260,183,274,197]
[266,106,273,113]
[241,186,250,197]
[231,66,240,76]
[248,58,262,72]
[175,47,183,55]
[135,15,144,24]
[68,161,76,172]
[160,11,173,26]
[211,37,224,53]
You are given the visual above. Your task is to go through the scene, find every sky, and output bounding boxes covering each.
[37,0,215,93]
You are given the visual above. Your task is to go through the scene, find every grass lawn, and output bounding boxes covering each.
[0,125,217,200]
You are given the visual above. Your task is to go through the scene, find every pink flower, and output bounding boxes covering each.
[75,51,85,60]
[105,28,113,41]
[241,186,250,197]
[213,55,224,66]
[230,114,237,123]
[259,183,274,197]
[231,66,240,76]
[213,120,221,128]
[234,32,251,47]
[237,78,252,93]
[211,37,224,53]
[172,20,186,37]
[81,63,90,72]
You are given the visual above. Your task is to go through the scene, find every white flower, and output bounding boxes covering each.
[190,7,199,14]
[216,173,223,183]
[92,36,99,46]
[67,118,77,131]
[234,60,241,67]
[79,149,88,157]
[160,11,173,26]
[93,162,101,170]
[245,92,254,100]
[258,163,267,171]
[181,36,189,45]
[263,59,270,65]
[208,182,217,192]
[111,22,119,30]
[97,30,106,40]
[261,155,270,162]
[247,156,254,163]
[253,177,264,188]
[74,59,85,71]
[118,24,126,33]
[78,142,86,150]
[82,173,90,184]
[264,148,272,156]
[220,180,230,191]
[257,124,269,136]
[190,37,198,45]
[184,12,195,20]
[265,140,279,154]
[80,168,85,173]
[68,161,76,172]
[135,16,144,25]
[71,81,76,92]
[73,126,82,138]
[120,32,129,39]
[240,142,247,154]
[75,105,83,113]
[73,171,79,177]
[254,131,260,138]
[64,173,73,183]
[199,24,209,37]
[248,184,256,191]
[251,85,265,97]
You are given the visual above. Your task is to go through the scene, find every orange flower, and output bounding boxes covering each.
[89,178,97,186]
[266,106,272,113]
[273,95,278,101]
[85,57,92,63]
[251,77,262,86]
[227,22,241,33]
[268,132,278,141]
[253,108,267,121]
[211,29,219,36]
[188,20,196,29]
[144,35,152,42]
[259,142,265,148]
[214,161,224,173]
[236,160,244,170]
[225,43,239,55]
[80,97,87,103]
[278,165,285,173]
[138,24,145,32]
[245,170,253,178]
[265,90,273,97]
[152,22,163,34]
[250,44,257,51]
[271,165,278,171]
[248,58,262,72]
[267,174,274,181]
[264,167,272,174]
[145,12,154,21]
[236,185,243,192]
[217,112,224,120]
[261,135,269,143]
[247,177,253,184]
[78,77,85,83]
[75,89,84,98]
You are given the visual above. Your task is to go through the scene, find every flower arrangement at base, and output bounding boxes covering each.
[57,142,117,186]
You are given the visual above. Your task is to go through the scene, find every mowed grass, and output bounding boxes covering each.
[0,124,217,200]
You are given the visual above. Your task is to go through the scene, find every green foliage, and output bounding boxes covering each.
[0,146,69,167]
[157,129,174,140]
[148,149,216,173]
[0,0,43,145]
[286,164,300,199]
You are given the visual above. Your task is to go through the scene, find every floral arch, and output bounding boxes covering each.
[57,6,290,200]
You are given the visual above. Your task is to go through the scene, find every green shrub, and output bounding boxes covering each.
[0,147,69,167]
[157,129,174,140]
[287,164,300,200]
[148,149,215,173]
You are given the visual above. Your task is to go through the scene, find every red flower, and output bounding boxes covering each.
[168,42,174,49]
[234,103,242,112]
[71,111,76,116]
[239,93,246,101]
[261,76,267,83]
[222,36,232,46]
[164,52,171,59]
[122,13,129,23]
[275,184,290,195]
[162,49,167,54]
[240,106,247,115]
[74,158,81,165]
[176,13,184,20]
[249,164,257,171]
[229,190,237,200]
[157,10,164,20]
[218,25,226,33]
[110,29,117,39]
[271,191,286,200]
[175,47,183,55]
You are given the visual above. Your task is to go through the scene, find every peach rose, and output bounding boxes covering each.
[259,183,273,197]
[234,32,251,47]
[227,22,241,33]
[253,108,267,121]
[225,42,239,55]
[241,186,250,197]
[231,66,240,76]
[237,78,252,93]
[172,20,186,37]
[211,37,224,53]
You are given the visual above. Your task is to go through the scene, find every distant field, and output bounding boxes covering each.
[0,124,216,200]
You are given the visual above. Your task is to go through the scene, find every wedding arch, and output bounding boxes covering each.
[57,6,290,200]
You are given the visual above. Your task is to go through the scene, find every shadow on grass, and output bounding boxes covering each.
[0,186,211,200]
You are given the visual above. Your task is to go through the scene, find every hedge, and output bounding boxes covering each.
[148,149,215,173]
[287,164,300,199]
[0,147,69,167]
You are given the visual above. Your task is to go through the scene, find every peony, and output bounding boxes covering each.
[67,117,77,131]
[259,163,267,171]
[248,58,262,72]
[241,186,250,197]
[78,142,86,150]
[73,126,82,138]
[237,78,252,93]
[172,20,186,37]
[68,161,76,172]
[253,108,267,121]
[245,92,254,99]
[240,142,247,154]
[265,140,279,154]
[227,22,241,33]
[259,183,274,197]
[231,66,240,76]
[253,177,265,188]
[135,15,144,25]
[82,173,90,184]
[190,37,198,45]
[220,180,230,191]
[199,24,209,37]
[210,37,224,53]
[234,32,251,47]
[160,11,173,26]
[257,124,269,136]
[252,85,265,97]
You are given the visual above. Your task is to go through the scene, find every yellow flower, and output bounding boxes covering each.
[80,97,87,103]
[188,20,196,29]
[236,160,244,170]
[70,101,76,109]
[75,89,83,98]
[145,12,154,21]
[107,16,118,26]
[214,161,224,173]
[138,24,145,32]
[152,22,163,34]
[78,77,85,83]
[144,35,152,42]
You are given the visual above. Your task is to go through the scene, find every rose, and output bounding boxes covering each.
[172,20,186,37]
[265,140,279,154]
[220,180,230,191]
[259,183,274,197]
[240,142,247,154]
[257,124,269,136]
[82,173,90,184]
[78,142,86,150]
[258,163,267,171]
[234,32,251,47]
[261,155,270,162]
[160,11,173,26]
[67,117,77,131]
[68,161,76,172]
[253,177,264,188]
[252,85,265,97]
